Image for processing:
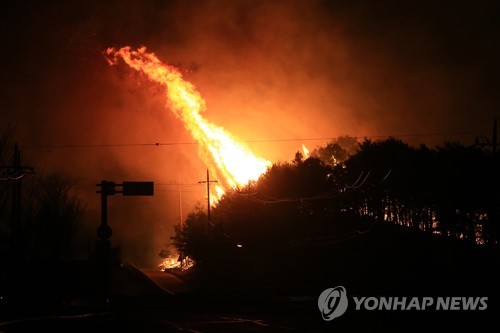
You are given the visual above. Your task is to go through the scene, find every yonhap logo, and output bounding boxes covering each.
[318,286,348,320]
[318,285,488,321]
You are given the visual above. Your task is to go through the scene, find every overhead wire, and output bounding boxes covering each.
[370,169,392,187]
[22,131,484,150]
[345,171,365,189]
[0,173,29,181]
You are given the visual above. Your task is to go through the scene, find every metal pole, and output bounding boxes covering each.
[97,181,112,241]
[101,186,107,227]
[207,169,211,226]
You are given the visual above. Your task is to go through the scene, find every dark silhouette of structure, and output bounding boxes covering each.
[0,143,34,260]
[198,169,217,234]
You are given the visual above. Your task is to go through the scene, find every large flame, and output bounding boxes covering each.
[106,46,271,201]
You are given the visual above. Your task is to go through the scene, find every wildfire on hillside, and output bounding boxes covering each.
[107,46,271,203]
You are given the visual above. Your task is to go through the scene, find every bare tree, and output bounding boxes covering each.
[23,173,85,262]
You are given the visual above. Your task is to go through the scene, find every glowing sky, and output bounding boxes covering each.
[1,0,498,266]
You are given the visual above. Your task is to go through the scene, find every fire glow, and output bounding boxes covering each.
[106,46,271,202]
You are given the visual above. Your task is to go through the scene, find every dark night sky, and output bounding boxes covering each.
[1,0,499,266]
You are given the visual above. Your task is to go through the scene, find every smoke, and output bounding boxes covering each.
[1,0,498,267]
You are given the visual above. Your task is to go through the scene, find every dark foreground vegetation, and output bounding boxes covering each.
[172,137,500,294]
[1,133,499,331]
[166,137,500,330]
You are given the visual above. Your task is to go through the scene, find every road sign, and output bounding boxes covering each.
[122,181,154,196]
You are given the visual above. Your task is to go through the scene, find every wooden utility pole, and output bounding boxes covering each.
[493,117,498,153]
[178,174,183,228]
[0,144,34,257]
[198,169,218,232]
[473,118,499,153]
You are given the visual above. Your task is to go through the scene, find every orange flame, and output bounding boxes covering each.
[106,46,271,201]
[302,144,310,159]
[158,254,195,271]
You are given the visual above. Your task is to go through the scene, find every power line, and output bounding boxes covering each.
[157,188,202,192]
[24,142,197,149]
[23,132,485,150]
[244,132,483,143]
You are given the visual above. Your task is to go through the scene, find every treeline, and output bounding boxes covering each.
[173,137,499,267]
[341,139,498,243]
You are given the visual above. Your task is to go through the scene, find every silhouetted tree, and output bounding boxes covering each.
[172,137,499,275]
[340,138,497,244]
[0,129,85,264]
[171,204,245,269]
[311,135,359,166]
[171,204,209,264]
[432,142,495,242]
[22,173,85,262]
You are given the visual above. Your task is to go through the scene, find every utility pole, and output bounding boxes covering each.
[0,143,35,259]
[473,118,500,243]
[474,118,499,152]
[177,174,185,268]
[178,174,183,228]
[198,169,218,232]
[493,117,498,153]
[493,117,499,243]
